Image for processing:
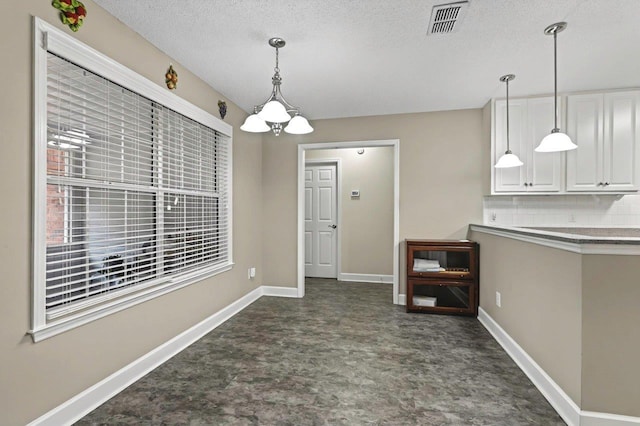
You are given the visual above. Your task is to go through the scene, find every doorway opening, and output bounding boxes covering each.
[297,139,400,304]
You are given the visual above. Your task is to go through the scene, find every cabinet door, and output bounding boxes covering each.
[407,245,475,280]
[528,96,562,191]
[494,98,527,192]
[603,91,640,191]
[566,93,604,191]
[407,279,476,315]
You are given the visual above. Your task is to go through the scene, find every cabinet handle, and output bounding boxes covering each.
[605,182,610,186]
[529,182,533,186]
[597,182,603,186]
[524,182,529,187]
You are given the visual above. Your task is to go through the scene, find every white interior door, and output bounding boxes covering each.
[305,163,337,278]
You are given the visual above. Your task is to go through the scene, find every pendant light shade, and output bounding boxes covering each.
[535,130,577,152]
[495,74,523,169]
[258,100,292,123]
[285,114,314,134]
[240,113,270,133]
[495,152,524,168]
[535,22,577,153]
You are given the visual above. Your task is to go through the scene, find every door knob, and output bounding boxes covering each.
[328,224,337,229]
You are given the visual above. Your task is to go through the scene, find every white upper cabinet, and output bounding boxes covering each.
[566,91,640,192]
[493,96,562,193]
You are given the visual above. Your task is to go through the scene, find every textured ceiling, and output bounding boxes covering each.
[93,0,640,120]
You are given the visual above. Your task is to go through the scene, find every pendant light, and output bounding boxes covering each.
[495,74,524,168]
[535,22,577,152]
[240,37,313,136]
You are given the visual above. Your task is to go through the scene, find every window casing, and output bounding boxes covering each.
[32,18,233,341]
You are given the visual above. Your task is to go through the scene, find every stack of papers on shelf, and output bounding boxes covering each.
[413,258,445,272]
[413,296,437,307]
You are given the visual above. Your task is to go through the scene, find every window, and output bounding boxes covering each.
[32,18,233,341]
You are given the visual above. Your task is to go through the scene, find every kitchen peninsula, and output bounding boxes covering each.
[469,224,640,422]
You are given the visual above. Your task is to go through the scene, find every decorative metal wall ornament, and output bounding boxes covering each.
[52,0,87,32]
[218,100,227,120]
[165,64,178,90]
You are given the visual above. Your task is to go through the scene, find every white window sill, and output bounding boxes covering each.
[28,262,234,343]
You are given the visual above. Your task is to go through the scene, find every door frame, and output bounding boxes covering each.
[297,139,400,304]
[304,159,342,279]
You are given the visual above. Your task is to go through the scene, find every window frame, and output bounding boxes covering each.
[31,17,233,342]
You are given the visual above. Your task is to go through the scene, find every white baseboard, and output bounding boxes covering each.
[28,285,297,426]
[581,412,640,426]
[338,273,393,284]
[478,307,640,426]
[478,307,581,425]
[261,286,299,298]
[398,293,406,306]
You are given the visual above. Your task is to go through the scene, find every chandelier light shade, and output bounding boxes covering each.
[535,22,577,153]
[241,37,313,136]
[495,74,524,169]
[258,100,292,123]
[239,113,270,133]
[284,114,314,134]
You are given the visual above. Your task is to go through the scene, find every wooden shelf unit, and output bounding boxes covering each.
[406,239,479,316]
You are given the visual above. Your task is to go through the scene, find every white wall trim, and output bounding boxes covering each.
[338,273,393,284]
[31,17,234,340]
[478,307,581,425]
[581,412,640,426]
[478,307,640,426]
[398,293,406,306]
[297,140,400,304]
[27,286,299,426]
[261,286,300,298]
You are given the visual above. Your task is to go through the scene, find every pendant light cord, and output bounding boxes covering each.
[553,31,558,130]
[506,78,510,151]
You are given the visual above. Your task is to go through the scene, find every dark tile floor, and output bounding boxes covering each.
[77,279,565,425]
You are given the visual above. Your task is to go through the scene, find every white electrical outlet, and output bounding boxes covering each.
[250,267,256,278]
[496,291,502,308]
[248,268,252,279]
[491,212,497,222]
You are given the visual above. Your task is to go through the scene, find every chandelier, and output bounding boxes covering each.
[240,37,313,136]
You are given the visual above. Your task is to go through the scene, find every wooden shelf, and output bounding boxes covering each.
[406,239,479,317]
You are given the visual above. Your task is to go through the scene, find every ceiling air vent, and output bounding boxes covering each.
[427,1,469,35]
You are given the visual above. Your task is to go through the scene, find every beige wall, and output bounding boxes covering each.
[262,110,484,289]
[0,3,262,424]
[306,147,394,275]
[582,255,640,416]
[469,232,583,405]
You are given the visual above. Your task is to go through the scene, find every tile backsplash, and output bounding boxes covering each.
[483,194,640,227]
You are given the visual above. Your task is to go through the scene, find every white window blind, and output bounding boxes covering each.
[32,18,232,340]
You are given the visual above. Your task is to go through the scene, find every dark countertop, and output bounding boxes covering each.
[470,224,640,245]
